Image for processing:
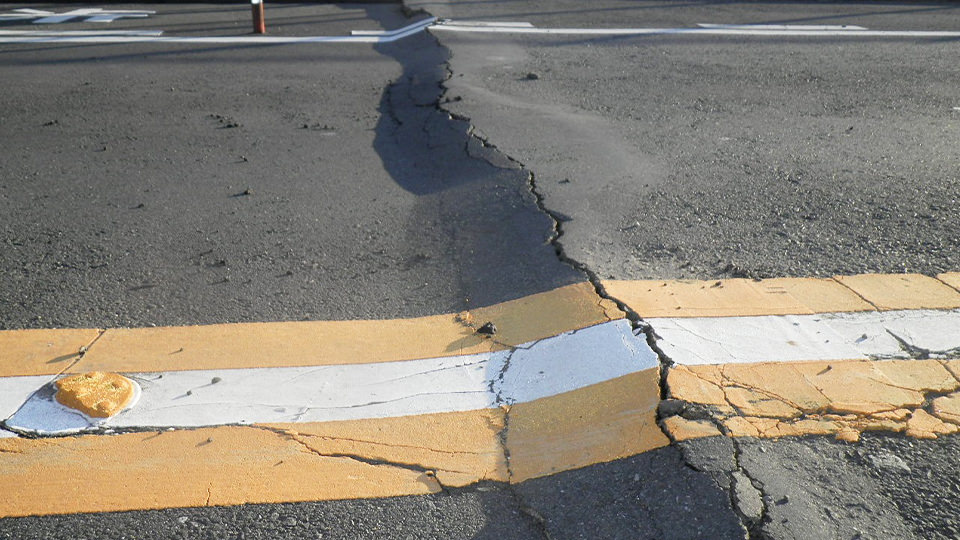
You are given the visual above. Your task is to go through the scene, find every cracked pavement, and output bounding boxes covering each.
[2,0,960,538]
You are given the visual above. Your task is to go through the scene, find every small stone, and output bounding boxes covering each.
[211,377,222,385]
[476,322,497,336]
[525,72,540,80]
[866,451,911,474]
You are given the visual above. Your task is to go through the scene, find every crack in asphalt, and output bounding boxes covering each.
[253,425,449,494]
[730,437,772,540]
[413,10,737,536]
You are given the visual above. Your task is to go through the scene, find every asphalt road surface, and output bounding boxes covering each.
[1,1,959,539]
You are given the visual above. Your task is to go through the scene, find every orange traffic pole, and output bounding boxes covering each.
[252,0,265,34]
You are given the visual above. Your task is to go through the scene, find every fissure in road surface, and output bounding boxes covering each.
[370,7,754,536]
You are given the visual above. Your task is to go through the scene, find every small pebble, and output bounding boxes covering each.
[476,322,497,336]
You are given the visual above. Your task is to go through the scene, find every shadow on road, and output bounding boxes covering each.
[368,9,583,312]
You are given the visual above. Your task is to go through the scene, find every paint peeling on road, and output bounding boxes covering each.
[663,359,960,443]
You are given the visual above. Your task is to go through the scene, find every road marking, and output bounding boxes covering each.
[2,17,958,44]
[435,20,535,28]
[650,308,960,366]
[0,282,620,378]
[0,29,164,37]
[0,317,664,516]
[2,272,959,515]
[0,8,154,24]
[666,359,960,443]
[0,17,437,44]
[603,273,960,318]
[604,274,960,445]
[5,320,653,435]
[430,21,960,38]
[696,23,868,31]
[0,366,665,517]
[349,16,436,37]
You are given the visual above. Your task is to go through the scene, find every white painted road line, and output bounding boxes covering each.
[696,23,868,31]
[436,20,535,28]
[0,8,155,24]
[0,30,164,37]
[3,19,960,45]
[650,309,960,366]
[0,17,437,44]
[0,35,406,44]
[0,375,53,437]
[430,23,960,38]
[4,319,658,435]
[349,17,436,37]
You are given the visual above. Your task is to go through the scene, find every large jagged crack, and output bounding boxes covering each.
[406,15,692,537]
[426,26,674,407]
[663,370,771,539]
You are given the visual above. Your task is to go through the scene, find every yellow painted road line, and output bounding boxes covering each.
[601,273,960,445]
[5,321,651,435]
[3,272,960,517]
[939,272,960,292]
[0,282,620,378]
[0,283,659,517]
[0,369,665,517]
[664,359,960,443]
[603,273,960,318]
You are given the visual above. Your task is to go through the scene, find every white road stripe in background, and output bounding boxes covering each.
[435,20,535,28]
[696,23,868,31]
[0,17,436,44]
[3,18,960,44]
[430,22,960,38]
[0,30,164,37]
[349,16,435,36]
